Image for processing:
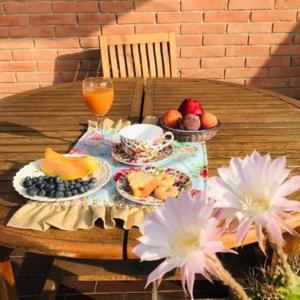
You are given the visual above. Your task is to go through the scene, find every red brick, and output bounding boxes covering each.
[135,0,179,12]
[249,34,292,45]
[79,37,99,48]
[0,4,3,14]
[0,39,33,49]
[181,68,224,78]
[202,57,244,68]
[0,28,7,38]
[181,24,225,34]
[37,61,80,72]
[9,27,54,38]
[100,1,133,13]
[182,0,226,11]
[0,50,11,61]
[135,24,180,34]
[275,0,300,9]
[178,58,200,69]
[52,1,98,13]
[204,35,247,46]
[270,45,300,55]
[226,68,268,78]
[176,35,202,46]
[269,67,300,77]
[226,46,270,57]
[181,47,225,57]
[204,11,249,22]
[0,83,39,94]
[12,50,57,61]
[273,22,300,33]
[0,62,36,72]
[31,15,76,26]
[0,73,15,83]
[57,49,97,60]
[35,38,79,49]
[248,78,289,88]
[102,25,134,35]
[289,78,300,87]
[252,11,296,22]
[246,57,289,67]
[78,14,115,25]
[0,16,29,26]
[291,57,300,66]
[56,26,100,37]
[16,72,54,82]
[294,35,300,44]
[118,13,155,24]
[227,23,272,33]
[5,2,51,13]
[157,12,202,23]
[229,0,274,9]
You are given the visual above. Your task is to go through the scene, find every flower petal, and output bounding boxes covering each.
[236,217,253,246]
[266,217,285,245]
[275,176,300,198]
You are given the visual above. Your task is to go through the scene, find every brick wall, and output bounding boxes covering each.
[1,0,300,99]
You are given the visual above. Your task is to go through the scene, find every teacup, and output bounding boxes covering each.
[119,124,174,158]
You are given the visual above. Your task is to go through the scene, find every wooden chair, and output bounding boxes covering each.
[99,33,178,79]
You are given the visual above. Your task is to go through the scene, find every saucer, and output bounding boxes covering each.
[111,143,173,166]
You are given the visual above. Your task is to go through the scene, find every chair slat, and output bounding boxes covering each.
[132,44,142,77]
[99,36,110,77]
[147,43,156,78]
[169,33,178,77]
[162,42,171,77]
[109,45,119,78]
[125,45,134,77]
[140,43,149,79]
[117,45,127,78]
[154,43,163,77]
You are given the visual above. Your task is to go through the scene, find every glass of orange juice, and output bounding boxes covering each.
[82,77,114,129]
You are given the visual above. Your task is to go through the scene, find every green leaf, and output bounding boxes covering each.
[284,285,300,300]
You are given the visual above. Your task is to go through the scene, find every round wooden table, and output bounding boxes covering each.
[1,77,300,298]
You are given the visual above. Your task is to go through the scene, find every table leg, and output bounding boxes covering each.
[0,246,17,300]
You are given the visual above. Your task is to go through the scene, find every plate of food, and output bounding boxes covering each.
[13,148,111,202]
[115,166,192,206]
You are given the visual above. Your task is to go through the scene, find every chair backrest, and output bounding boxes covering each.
[99,33,178,79]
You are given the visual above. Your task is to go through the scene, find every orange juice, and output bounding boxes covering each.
[83,87,114,116]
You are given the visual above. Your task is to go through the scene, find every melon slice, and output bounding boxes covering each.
[40,148,100,180]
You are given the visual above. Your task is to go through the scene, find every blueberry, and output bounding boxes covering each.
[57,184,65,191]
[54,191,63,198]
[23,180,32,187]
[64,191,72,198]
[78,186,85,194]
[75,182,82,188]
[38,189,46,196]
[24,176,31,181]
[37,183,46,190]
[27,188,38,196]
[49,184,56,190]
[88,183,95,190]
[71,189,78,196]
[48,177,55,184]
[46,190,55,198]
[89,177,97,184]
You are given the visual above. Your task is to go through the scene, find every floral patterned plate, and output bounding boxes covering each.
[111,143,173,166]
[115,166,192,206]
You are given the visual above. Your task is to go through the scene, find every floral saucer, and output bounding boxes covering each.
[115,166,192,206]
[111,143,173,166]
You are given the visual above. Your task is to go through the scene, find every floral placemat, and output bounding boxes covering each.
[7,119,208,231]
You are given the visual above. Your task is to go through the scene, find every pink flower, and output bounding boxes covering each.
[133,190,233,299]
[208,151,300,251]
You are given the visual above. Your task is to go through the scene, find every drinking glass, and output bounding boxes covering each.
[82,77,114,129]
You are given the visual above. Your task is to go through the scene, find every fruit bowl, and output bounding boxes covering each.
[159,118,221,142]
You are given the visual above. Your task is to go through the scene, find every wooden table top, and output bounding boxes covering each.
[127,78,300,258]
[1,77,300,259]
[0,78,143,259]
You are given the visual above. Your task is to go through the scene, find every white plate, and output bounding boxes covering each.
[13,155,111,202]
[116,167,192,206]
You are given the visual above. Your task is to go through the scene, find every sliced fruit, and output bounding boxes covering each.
[40,148,100,180]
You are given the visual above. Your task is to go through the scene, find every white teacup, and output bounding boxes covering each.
[119,124,174,157]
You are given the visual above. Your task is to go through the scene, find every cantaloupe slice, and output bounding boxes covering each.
[40,148,100,180]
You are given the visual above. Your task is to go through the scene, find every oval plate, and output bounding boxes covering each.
[116,166,192,206]
[13,155,111,202]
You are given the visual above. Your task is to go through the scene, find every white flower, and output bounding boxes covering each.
[208,151,300,250]
[133,190,233,299]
